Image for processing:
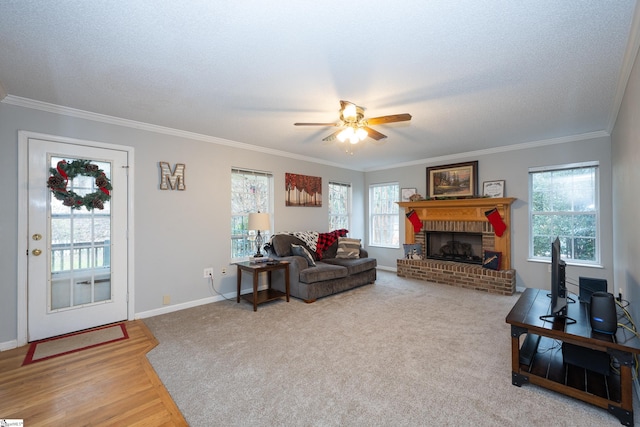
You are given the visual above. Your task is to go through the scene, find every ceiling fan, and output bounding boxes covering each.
[294,100,411,145]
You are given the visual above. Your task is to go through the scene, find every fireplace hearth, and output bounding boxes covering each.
[426,231,482,264]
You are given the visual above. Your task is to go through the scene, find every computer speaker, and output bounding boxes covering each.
[589,291,617,334]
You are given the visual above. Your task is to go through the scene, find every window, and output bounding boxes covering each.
[369,182,399,247]
[529,162,599,264]
[231,168,273,259]
[328,181,351,231]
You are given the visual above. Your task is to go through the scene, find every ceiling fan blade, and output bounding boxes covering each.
[294,122,339,126]
[322,130,342,142]
[364,127,387,141]
[366,113,412,125]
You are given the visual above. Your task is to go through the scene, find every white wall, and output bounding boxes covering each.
[612,43,640,323]
[0,91,628,347]
[365,135,614,293]
[0,103,365,345]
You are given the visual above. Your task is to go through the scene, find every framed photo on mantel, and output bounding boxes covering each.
[426,161,478,198]
[401,188,417,202]
[483,180,505,198]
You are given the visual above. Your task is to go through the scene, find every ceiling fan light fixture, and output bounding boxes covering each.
[342,103,358,121]
[337,126,354,142]
[295,100,411,147]
[355,127,368,141]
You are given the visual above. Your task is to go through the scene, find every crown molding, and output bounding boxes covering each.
[2,94,611,174]
[1,95,357,171]
[364,130,610,172]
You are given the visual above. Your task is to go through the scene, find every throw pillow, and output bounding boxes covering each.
[403,243,423,260]
[271,234,307,257]
[336,237,361,259]
[483,250,502,270]
[291,244,316,267]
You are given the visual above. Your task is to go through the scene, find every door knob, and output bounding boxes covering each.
[32,249,42,256]
[32,233,42,241]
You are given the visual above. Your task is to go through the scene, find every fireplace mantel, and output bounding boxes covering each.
[398,197,516,269]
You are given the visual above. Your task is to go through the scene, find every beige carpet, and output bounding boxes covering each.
[145,271,635,426]
[23,323,128,365]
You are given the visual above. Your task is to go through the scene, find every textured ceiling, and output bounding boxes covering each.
[0,1,638,171]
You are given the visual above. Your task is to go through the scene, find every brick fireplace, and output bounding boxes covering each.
[397,197,516,295]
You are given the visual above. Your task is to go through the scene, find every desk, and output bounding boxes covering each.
[236,261,290,311]
[506,288,640,426]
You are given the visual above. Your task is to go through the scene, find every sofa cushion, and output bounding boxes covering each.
[291,244,316,267]
[299,262,348,284]
[271,234,310,257]
[322,257,377,275]
[322,240,339,259]
[336,237,361,259]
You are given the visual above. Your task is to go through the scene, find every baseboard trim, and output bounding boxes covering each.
[0,339,18,351]
[135,286,262,319]
[136,296,220,319]
[376,266,397,273]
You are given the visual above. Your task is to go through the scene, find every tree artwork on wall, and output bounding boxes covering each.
[285,173,322,207]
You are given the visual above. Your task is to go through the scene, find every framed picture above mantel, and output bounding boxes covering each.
[426,161,478,198]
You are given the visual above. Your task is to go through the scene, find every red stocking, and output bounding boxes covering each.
[485,208,506,237]
[406,210,423,233]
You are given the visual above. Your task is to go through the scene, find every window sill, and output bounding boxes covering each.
[369,244,400,249]
[527,258,603,269]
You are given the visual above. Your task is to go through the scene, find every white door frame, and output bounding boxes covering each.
[17,131,135,346]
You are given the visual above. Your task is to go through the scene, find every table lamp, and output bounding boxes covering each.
[248,212,270,257]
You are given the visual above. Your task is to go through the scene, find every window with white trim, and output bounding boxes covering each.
[529,162,599,264]
[369,182,399,247]
[328,181,351,231]
[231,168,273,259]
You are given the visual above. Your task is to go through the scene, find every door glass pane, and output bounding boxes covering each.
[49,156,112,311]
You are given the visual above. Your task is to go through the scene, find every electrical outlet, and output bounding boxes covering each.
[163,295,170,305]
[222,267,227,275]
[203,268,213,278]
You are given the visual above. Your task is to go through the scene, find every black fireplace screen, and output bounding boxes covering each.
[425,231,483,264]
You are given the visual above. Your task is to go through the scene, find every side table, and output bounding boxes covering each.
[236,261,290,311]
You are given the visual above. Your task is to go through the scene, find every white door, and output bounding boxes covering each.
[28,137,129,341]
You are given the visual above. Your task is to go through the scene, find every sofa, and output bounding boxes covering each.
[265,232,377,303]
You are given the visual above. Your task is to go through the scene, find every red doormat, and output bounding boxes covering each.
[22,323,128,366]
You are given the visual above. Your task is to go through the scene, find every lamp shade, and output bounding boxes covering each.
[248,212,270,231]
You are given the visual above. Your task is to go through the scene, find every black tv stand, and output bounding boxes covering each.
[539,313,576,325]
[507,288,640,426]
[519,333,541,366]
[546,292,576,304]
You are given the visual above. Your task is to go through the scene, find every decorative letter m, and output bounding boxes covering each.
[159,162,186,190]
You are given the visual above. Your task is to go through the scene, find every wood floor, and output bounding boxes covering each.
[0,320,187,426]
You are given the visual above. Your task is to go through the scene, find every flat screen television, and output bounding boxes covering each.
[540,237,575,324]
[550,237,567,316]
